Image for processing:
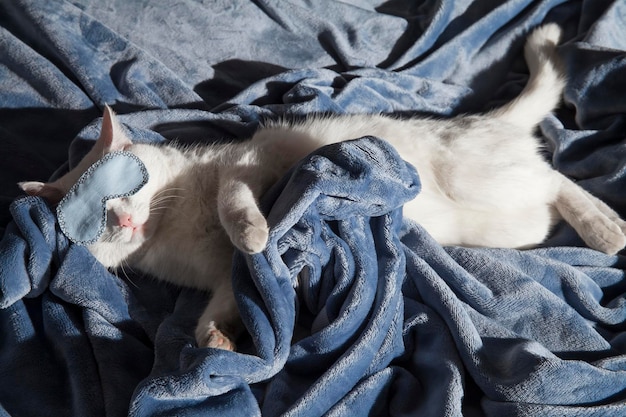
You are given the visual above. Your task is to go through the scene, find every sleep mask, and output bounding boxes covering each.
[56,151,149,245]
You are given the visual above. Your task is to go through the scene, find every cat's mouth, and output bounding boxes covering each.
[122,223,146,243]
[97,224,146,245]
[104,211,153,244]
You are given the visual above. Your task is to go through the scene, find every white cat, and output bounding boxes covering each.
[19,24,626,350]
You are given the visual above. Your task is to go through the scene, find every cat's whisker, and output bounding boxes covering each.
[149,194,186,214]
[152,189,186,198]
[118,259,139,289]
[149,208,169,216]
[153,191,186,196]
[152,187,187,200]
[150,195,185,205]
[150,195,185,207]
[89,258,102,277]
[150,196,184,208]
[87,254,139,290]
[154,186,187,193]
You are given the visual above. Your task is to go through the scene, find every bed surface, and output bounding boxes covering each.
[2,1,626,416]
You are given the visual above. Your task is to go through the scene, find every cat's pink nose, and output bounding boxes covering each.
[118,214,135,229]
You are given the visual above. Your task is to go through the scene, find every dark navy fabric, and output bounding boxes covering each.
[2,1,626,416]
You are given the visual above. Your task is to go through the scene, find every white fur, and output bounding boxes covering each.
[19,25,626,349]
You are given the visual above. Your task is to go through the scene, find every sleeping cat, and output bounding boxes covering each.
[19,24,626,350]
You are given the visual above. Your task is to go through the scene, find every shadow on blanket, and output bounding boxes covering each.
[0,107,100,234]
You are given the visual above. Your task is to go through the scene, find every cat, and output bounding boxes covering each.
[19,24,626,350]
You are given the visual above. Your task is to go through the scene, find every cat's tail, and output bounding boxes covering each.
[492,24,566,129]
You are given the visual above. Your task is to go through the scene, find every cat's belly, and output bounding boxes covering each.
[403,191,555,249]
[133,226,235,291]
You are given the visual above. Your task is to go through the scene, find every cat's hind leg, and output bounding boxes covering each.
[195,280,243,350]
[554,173,626,254]
[578,185,626,235]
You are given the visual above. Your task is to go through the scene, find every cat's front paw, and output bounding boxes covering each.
[237,220,269,254]
[225,209,269,254]
[195,321,236,351]
[586,218,626,255]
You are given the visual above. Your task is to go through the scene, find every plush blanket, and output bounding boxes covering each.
[2,0,626,416]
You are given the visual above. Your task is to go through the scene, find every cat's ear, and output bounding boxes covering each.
[98,105,132,151]
[17,106,132,205]
[18,181,65,204]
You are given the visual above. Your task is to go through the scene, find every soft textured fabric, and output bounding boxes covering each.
[57,151,149,245]
[2,0,626,416]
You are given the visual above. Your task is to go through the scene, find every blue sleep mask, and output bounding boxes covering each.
[56,151,149,245]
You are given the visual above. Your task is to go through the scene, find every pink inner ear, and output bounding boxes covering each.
[19,181,45,195]
[19,181,64,204]
[100,105,132,151]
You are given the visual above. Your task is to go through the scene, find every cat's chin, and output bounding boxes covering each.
[88,238,147,268]
[125,223,147,244]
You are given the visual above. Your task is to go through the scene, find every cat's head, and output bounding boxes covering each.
[20,106,178,267]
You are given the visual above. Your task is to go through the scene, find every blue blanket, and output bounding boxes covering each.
[2,0,626,416]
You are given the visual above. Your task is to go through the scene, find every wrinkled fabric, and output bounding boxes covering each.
[2,0,626,416]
